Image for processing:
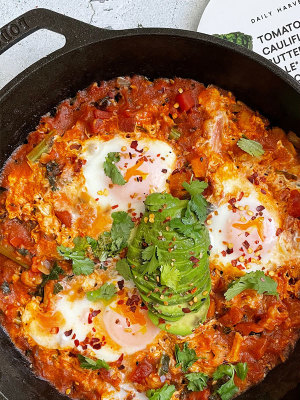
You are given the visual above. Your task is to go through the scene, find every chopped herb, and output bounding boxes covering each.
[158,354,170,376]
[160,264,180,290]
[185,372,209,392]
[1,281,11,294]
[16,248,29,256]
[116,258,132,280]
[141,245,160,274]
[90,211,134,261]
[237,137,264,157]
[103,152,126,185]
[27,130,56,163]
[53,282,63,294]
[175,342,198,372]
[182,180,208,223]
[86,282,117,302]
[57,238,94,276]
[146,383,176,400]
[77,354,109,370]
[45,161,61,191]
[224,270,278,301]
[169,127,181,140]
[213,363,248,400]
[35,263,64,298]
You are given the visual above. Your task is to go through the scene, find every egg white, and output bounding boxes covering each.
[22,268,160,362]
[81,136,176,214]
[208,175,282,272]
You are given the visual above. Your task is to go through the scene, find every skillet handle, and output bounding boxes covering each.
[0,7,110,55]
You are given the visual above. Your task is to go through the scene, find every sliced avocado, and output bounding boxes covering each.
[126,184,211,335]
[148,297,210,336]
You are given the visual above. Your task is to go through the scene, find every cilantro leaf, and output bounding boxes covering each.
[217,376,238,400]
[146,383,176,400]
[57,243,95,276]
[158,354,170,376]
[160,264,180,290]
[224,270,278,301]
[175,342,198,372]
[237,137,264,157]
[86,282,117,302]
[141,245,161,274]
[182,180,208,197]
[234,363,248,381]
[182,181,209,223]
[77,354,109,370]
[116,258,132,280]
[185,372,209,392]
[103,152,126,185]
[91,211,134,261]
[213,363,248,400]
[53,282,63,294]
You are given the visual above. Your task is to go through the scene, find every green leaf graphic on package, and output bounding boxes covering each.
[125,181,211,336]
[214,32,253,50]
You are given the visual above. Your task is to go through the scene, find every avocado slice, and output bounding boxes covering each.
[126,183,211,335]
[148,297,210,336]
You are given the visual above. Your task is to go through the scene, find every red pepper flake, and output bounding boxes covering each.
[248,172,259,185]
[236,264,245,270]
[256,205,265,212]
[117,280,124,290]
[182,308,191,313]
[50,327,59,334]
[64,329,73,337]
[231,260,237,267]
[159,318,166,324]
[161,169,167,173]
[208,244,213,250]
[191,287,197,294]
[245,232,250,237]
[74,339,79,347]
[276,228,283,236]
[163,217,171,224]
[221,250,227,257]
[72,333,76,340]
[92,343,102,350]
[112,204,119,209]
[226,248,233,254]
[88,309,101,324]
[81,344,87,350]
[117,299,124,305]
[242,240,250,249]
[261,189,266,194]
[238,192,244,201]
[92,327,96,332]
[129,152,132,159]
[190,256,199,263]
[228,198,236,206]
[130,140,143,153]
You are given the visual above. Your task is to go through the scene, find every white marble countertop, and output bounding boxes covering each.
[0,0,209,90]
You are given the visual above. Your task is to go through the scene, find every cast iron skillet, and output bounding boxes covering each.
[0,8,299,400]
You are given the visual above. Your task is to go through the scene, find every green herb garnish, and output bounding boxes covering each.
[237,137,264,157]
[86,282,117,302]
[77,354,109,370]
[224,270,278,301]
[175,342,198,372]
[158,354,170,376]
[185,372,209,392]
[53,282,63,294]
[103,152,126,185]
[160,264,180,291]
[213,363,248,400]
[146,383,176,400]
[1,281,11,294]
[57,239,94,276]
[116,258,132,280]
[169,127,181,140]
[89,211,134,261]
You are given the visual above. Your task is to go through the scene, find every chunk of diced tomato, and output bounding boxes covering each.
[55,210,72,228]
[188,388,210,400]
[176,91,195,111]
[288,189,300,218]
